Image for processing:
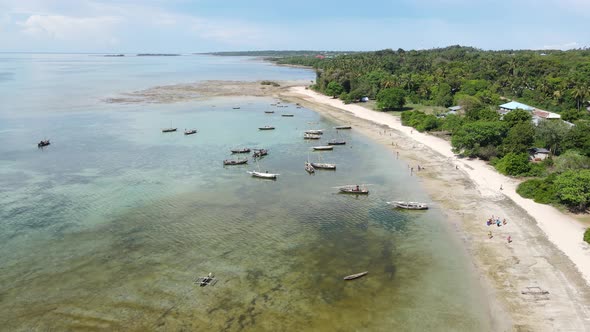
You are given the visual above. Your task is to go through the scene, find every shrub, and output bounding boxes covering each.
[493,152,531,176]
[585,229,590,244]
[260,80,280,87]
[516,175,557,204]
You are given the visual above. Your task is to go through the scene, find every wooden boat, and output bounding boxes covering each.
[335,125,352,130]
[231,148,251,154]
[313,146,334,151]
[387,201,429,210]
[310,162,336,170]
[37,139,50,148]
[252,149,268,158]
[304,133,321,140]
[327,139,346,145]
[248,171,278,179]
[162,128,177,133]
[305,129,323,135]
[339,185,369,195]
[343,271,368,280]
[184,129,197,135]
[224,158,248,165]
[259,126,275,130]
[281,114,294,117]
[305,161,315,174]
[196,272,218,287]
[264,111,275,114]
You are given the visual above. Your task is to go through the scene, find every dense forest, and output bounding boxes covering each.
[275,46,590,214]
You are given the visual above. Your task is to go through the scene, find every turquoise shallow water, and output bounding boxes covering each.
[0,55,490,331]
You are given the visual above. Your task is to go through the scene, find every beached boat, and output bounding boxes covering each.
[305,161,315,174]
[37,139,50,148]
[248,171,278,179]
[303,133,321,140]
[252,149,268,158]
[223,158,248,166]
[305,129,323,135]
[281,114,294,117]
[335,125,352,130]
[162,128,177,133]
[327,139,346,145]
[343,271,368,280]
[231,148,251,154]
[264,111,275,114]
[184,129,197,135]
[313,146,334,151]
[387,201,429,210]
[338,185,369,195]
[259,126,275,130]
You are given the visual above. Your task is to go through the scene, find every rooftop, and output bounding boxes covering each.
[499,101,535,111]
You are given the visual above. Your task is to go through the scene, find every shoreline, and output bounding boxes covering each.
[282,86,590,331]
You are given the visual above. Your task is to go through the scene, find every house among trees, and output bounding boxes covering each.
[529,147,550,161]
[498,101,562,125]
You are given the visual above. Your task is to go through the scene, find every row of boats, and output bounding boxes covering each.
[162,128,197,135]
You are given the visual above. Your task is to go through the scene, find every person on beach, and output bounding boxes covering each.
[507,235,512,243]
[503,218,507,225]
[500,184,503,190]
[496,219,501,227]
[488,231,493,239]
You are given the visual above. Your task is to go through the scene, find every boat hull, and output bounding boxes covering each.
[313,146,333,151]
[343,271,368,280]
[310,163,336,170]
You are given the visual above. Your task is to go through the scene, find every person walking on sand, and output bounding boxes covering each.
[500,184,503,190]
[503,218,507,225]
[488,231,493,239]
[507,235,512,243]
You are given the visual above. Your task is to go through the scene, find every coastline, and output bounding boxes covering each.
[282,86,590,331]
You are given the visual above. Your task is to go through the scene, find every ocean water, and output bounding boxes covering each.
[0,54,490,331]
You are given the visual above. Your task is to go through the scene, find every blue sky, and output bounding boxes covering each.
[0,0,588,52]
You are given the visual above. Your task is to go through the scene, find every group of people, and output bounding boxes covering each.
[486,215,512,243]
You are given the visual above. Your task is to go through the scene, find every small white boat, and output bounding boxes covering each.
[313,146,333,151]
[304,133,321,139]
[387,201,429,210]
[259,126,275,130]
[343,271,368,280]
[305,129,323,135]
[311,162,336,170]
[248,171,278,179]
[305,161,315,174]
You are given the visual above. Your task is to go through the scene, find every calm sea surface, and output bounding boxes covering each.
[0,54,491,331]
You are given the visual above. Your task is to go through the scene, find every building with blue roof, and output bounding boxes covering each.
[499,101,535,111]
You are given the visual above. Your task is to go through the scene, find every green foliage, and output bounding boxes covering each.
[493,152,532,176]
[563,121,590,157]
[517,175,557,204]
[376,88,406,110]
[260,80,280,87]
[554,170,590,211]
[440,114,464,133]
[584,228,590,244]
[460,80,489,96]
[451,121,507,158]
[401,111,441,132]
[503,109,532,127]
[561,109,587,122]
[465,107,500,122]
[554,150,590,172]
[325,81,344,98]
[433,83,453,107]
[453,94,482,113]
[535,120,571,155]
[501,121,535,155]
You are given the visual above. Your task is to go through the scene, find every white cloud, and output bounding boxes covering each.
[542,42,580,50]
[19,14,121,41]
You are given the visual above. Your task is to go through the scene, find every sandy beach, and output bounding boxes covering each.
[282,86,590,331]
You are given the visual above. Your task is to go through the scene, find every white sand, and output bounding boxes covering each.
[289,86,590,285]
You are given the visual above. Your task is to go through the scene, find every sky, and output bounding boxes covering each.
[0,0,588,53]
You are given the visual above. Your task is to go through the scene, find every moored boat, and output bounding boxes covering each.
[223,158,248,165]
[305,161,315,174]
[343,271,368,280]
[252,149,268,158]
[248,171,278,179]
[37,139,50,148]
[264,111,275,114]
[184,129,197,135]
[231,147,251,154]
[310,162,336,170]
[387,201,429,210]
[303,133,321,139]
[305,129,323,135]
[338,185,369,194]
[327,139,346,145]
[335,125,352,130]
[162,128,177,133]
[259,126,275,130]
[281,114,294,117]
[232,107,241,109]
[313,146,334,151]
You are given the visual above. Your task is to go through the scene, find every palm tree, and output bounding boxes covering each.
[571,84,589,111]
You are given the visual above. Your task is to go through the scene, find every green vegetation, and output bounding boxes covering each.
[275,45,590,213]
[585,228,590,244]
[260,80,280,87]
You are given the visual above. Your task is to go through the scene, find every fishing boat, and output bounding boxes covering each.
[184,129,197,135]
[281,114,294,117]
[387,201,429,210]
[343,271,368,280]
[313,146,333,151]
[327,139,346,145]
[248,167,278,179]
[305,161,315,174]
[264,111,275,114]
[259,126,275,130]
[305,129,323,135]
[37,139,50,148]
[223,158,248,166]
[338,185,370,195]
[252,149,268,158]
[311,162,336,170]
[232,107,241,109]
[231,147,251,154]
[335,125,352,130]
[303,133,321,140]
[162,128,177,133]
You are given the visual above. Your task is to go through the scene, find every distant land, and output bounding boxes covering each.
[204,50,355,57]
[136,53,181,57]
